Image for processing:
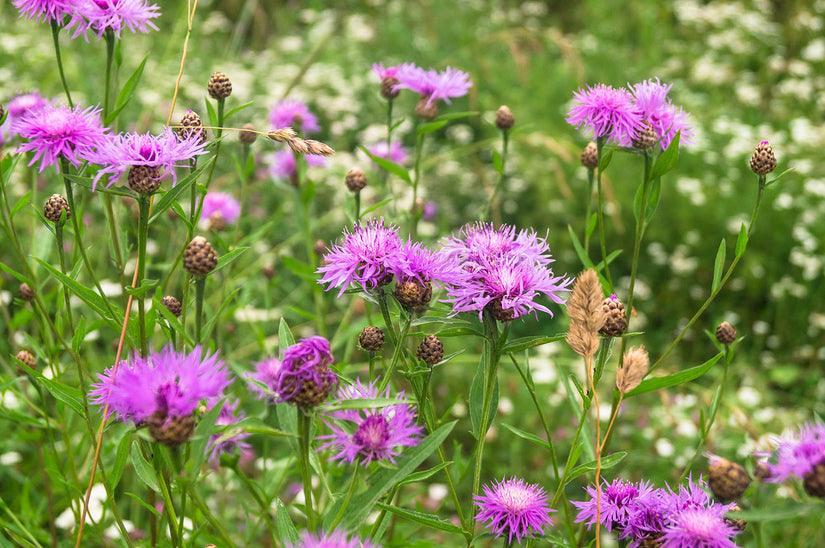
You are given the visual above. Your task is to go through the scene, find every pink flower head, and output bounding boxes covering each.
[245,357,282,403]
[366,141,410,166]
[474,477,555,545]
[202,192,241,226]
[13,0,72,22]
[394,65,472,106]
[269,99,320,134]
[205,397,251,462]
[371,62,414,80]
[16,103,106,173]
[659,506,739,548]
[88,344,231,424]
[318,379,423,466]
[287,530,382,548]
[248,337,337,406]
[87,127,208,190]
[573,478,657,533]
[268,149,326,181]
[566,83,644,146]
[1,92,52,145]
[397,239,461,290]
[66,0,161,40]
[630,78,694,149]
[763,421,825,484]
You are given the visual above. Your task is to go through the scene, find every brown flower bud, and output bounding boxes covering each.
[128,165,162,195]
[359,326,385,352]
[184,236,218,277]
[495,105,514,131]
[416,335,444,365]
[345,168,367,192]
[715,321,736,345]
[207,71,232,100]
[161,295,182,317]
[749,141,776,175]
[44,194,70,223]
[580,142,598,169]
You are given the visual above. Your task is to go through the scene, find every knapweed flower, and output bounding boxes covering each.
[16,103,106,172]
[201,191,241,229]
[394,65,472,106]
[287,530,382,548]
[630,78,693,149]
[474,477,555,545]
[268,149,326,182]
[573,478,657,533]
[365,141,410,166]
[438,223,571,321]
[763,421,825,485]
[66,0,160,40]
[659,505,739,548]
[87,127,208,190]
[269,99,320,134]
[317,218,407,297]
[247,336,337,408]
[566,83,644,146]
[13,0,73,23]
[0,92,51,145]
[205,398,251,463]
[371,62,414,81]
[318,379,423,466]
[393,240,461,308]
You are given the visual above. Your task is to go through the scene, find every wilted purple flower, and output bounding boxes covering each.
[268,149,326,181]
[573,478,657,533]
[269,99,320,134]
[474,476,555,545]
[89,344,230,424]
[201,192,241,226]
[659,506,739,548]
[248,337,337,407]
[566,83,644,146]
[366,141,410,166]
[13,0,72,23]
[87,127,208,190]
[318,379,423,466]
[287,530,382,548]
[763,421,825,483]
[394,65,472,106]
[16,103,106,173]
[630,78,694,149]
[66,0,160,40]
[317,218,407,297]
[205,398,251,462]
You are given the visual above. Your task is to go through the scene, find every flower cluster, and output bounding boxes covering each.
[391,64,473,106]
[572,477,743,548]
[201,191,241,228]
[566,78,693,149]
[269,99,320,134]
[15,0,160,39]
[760,421,825,497]
[318,379,423,466]
[474,476,555,544]
[438,222,571,321]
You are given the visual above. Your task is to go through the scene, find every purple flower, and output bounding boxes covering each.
[205,398,251,463]
[247,337,337,407]
[573,478,657,533]
[268,149,326,181]
[317,218,407,297]
[66,0,160,40]
[16,103,106,173]
[474,476,555,545]
[421,201,438,222]
[365,141,410,166]
[763,421,825,483]
[201,192,241,226]
[566,84,644,146]
[87,127,208,190]
[88,344,230,424]
[630,78,694,149]
[394,65,472,106]
[287,530,381,548]
[269,99,320,134]
[13,0,72,23]
[0,92,51,145]
[398,239,461,290]
[318,379,423,466]
[371,62,414,81]
[659,506,739,548]
[438,223,571,320]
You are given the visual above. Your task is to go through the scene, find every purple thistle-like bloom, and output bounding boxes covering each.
[365,141,410,166]
[397,239,461,290]
[66,0,160,40]
[573,478,657,533]
[88,344,230,424]
[268,149,326,181]
[16,103,106,173]
[318,379,423,466]
[269,99,320,134]
[317,218,407,297]
[247,337,337,405]
[566,84,644,146]
[13,0,72,22]
[659,506,739,548]
[202,192,241,225]
[87,127,208,190]
[205,398,251,462]
[0,92,51,145]
[371,62,415,81]
[763,421,825,483]
[630,78,694,149]
[474,476,555,545]
[287,530,382,548]
[245,357,282,403]
[394,65,472,106]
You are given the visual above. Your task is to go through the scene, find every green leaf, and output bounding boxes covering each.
[644,178,662,223]
[124,278,159,298]
[625,352,723,397]
[567,451,628,480]
[110,429,131,489]
[492,150,502,175]
[434,111,477,122]
[71,316,86,355]
[649,130,680,180]
[568,225,596,271]
[469,360,498,439]
[318,397,413,412]
[712,239,726,293]
[279,318,296,352]
[18,359,84,417]
[633,182,644,224]
[598,149,613,171]
[213,247,248,274]
[322,421,455,531]
[501,423,551,450]
[735,223,748,258]
[204,97,218,129]
[359,146,412,184]
[396,462,453,487]
[275,499,300,544]
[223,100,255,121]
[105,56,148,125]
[501,335,566,354]
[585,211,598,238]
[764,167,794,188]
[361,197,393,216]
[11,192,31,219]
[186,397,224,476]
[417,120,448,135]
[281,255,316,280]
[375,502,466,535]
[731,502,822,522]
[0,262,28,284]
[148,160,213,224]
[129,441,159,491]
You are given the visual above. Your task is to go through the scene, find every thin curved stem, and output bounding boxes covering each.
[471,309,500,523]
[298,409,317,530]
[50,20,73,108]
[594,138,614,293]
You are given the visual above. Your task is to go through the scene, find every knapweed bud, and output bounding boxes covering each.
[749,141,776,175]
[44,194,70,223]
[18,283,34,302]
[495,105,515,131]
[161,295,182,317]
[0,103,5,123]
[184,236,218,277]
[491,296,515,322]
[239,123,257,144]
[632,121,657,151]
[128,165,162,195]
[599,294,627,337]
[207,211,227,232]
[724,504,747,533]
[208,71,232,100]
[147,411,196,447]
[580,142,598,169]
[803,459,825,499]
[178,110,207,145]
[394,280,427,309]
[15,350,36,369]
[313,240,328,257]
[416,335,444,365]
[278,337,337,409]
[715,321,737,345]
[345,168,367,192]
[617,346,649,394]
[359,326,385,352]
[708,455,751,502]
[415,96,438,120]
[380,75,400,100]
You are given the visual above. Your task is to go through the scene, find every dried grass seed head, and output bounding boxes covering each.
[617,345,649,394]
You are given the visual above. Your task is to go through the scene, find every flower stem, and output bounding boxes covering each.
[297,408,317,530]
[103,30,116,121]
[54,223,75,332]
[584,167,595,254]
[594,138,614,292]
[50,20,73,108]
[484,129,509,222]
[136,196,151,356]
[328,467,359,531]
[231,462,277,543]
[378,307,413,393]
[409,131,425,239]
[471,309,500,523]
[194,276,206,344]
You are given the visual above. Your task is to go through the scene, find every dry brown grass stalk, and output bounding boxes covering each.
[566,269,606,357]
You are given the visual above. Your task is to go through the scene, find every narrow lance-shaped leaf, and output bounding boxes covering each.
[712,238,726,293]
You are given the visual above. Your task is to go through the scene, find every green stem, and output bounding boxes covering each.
[188,486,236,547]
[471,309,500,522]
[298,409,316,530]
[231,463,277,543]
[204,99,225,190]
[194,276,206,343]
[377,288,400,346]
[378,307,413,392]
[137,196,151,356]
[50,20,73,108]
[584,167,595,254]
[384,99,398,216]
[103,30,116,120]
[54,223,75,332]
[153,453,180,547]
[484,129,509,222]
[410,131,425,238]
[354,191,361,224]
[594,138,614,293]
[368,485,399,542]
[328,467,359,531]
